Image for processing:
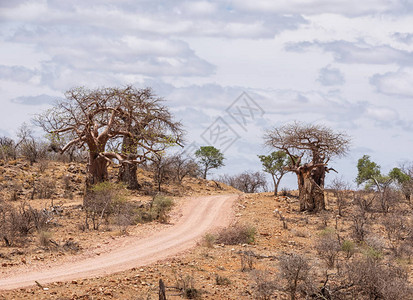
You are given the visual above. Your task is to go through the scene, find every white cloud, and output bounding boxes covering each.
[317,66,345,86]
[0,65,37,82]
[182,1,218,15]
[10,94,57,105]
[366,106,399,123]
[286,40,413,65]
[370,68,413,98]
[230,0,410,16]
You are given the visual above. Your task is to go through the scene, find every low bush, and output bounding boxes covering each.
[251,270,277,300]
[315,228,340,268]
[216,224,256,245]
[150,194,174,223]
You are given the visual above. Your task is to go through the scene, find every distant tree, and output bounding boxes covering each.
[389,166,413,201]
[218,171,267,193]
[150,153,174,192]
[356,155,392,192]
[170,153,200,184]
[16,123,47,165]
[356,156,401,212]
[265,122,350,212]
[0,136,17,161]
[356,155,382,187]
[195,146,225,179]
[329,177,350,216]
[258,151,290,195]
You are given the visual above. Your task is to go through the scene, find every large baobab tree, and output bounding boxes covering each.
[35,86,182,189]
[112,87,183,189]
[264,122,350,212]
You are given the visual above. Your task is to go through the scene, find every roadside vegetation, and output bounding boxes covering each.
[0,85,412,299]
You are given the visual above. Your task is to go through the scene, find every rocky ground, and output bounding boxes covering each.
[1,160,413,299]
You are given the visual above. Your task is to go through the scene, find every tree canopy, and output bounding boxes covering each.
[195,146,225,179]
[258,151,290,195]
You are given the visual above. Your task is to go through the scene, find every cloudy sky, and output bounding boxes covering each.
[1,0,413,189]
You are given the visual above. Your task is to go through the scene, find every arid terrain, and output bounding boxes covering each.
[1,160,413,299]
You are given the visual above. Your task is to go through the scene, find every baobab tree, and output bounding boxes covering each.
[35,86,182,189]
[109,87,183,189]
[264,122,350,212]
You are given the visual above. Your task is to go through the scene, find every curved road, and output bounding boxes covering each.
[0,194,237,290]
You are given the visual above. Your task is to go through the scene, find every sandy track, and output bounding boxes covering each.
[0,194,238,290]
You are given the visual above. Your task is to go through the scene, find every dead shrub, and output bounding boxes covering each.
[62,239,80,252]
[215,274,231,286]
[240,250,255,271]
[38,230,52,248]
[342,258,412,300]
[216,224,256,245]
[38,159,49,173]
[251,270,277,300]
[172,270,201,299]
[35,178,56,199]
[218,171,267,193]
[351,208,369,242]
[278,253,311,300]
[329,178,350,216]
[353,190,375,212]
[315,228,340,268]
[0,201,48,246]
[84,182,128,230]
[378,188,400,213]
[62,175,74,199]
[8,180,22,201]
[381,213,408,256]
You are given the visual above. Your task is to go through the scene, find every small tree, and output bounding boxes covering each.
[150,154,174,192]
[389,166,412,201]
[356,155,398,212]
[258,151,290,195]
[170,153,200,184]
[329,177,350,216]
[16,123,47,165]
[195,146,225,179]
[356,155,386,190]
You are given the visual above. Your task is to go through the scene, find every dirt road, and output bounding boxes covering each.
[0,194,238,290]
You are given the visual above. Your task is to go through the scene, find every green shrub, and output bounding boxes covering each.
[203,233,216,248]
[215,275,231,285]
[84,182,129,230]
[151,195,174,223]
[38,231,52,247]
[341,240,356,259]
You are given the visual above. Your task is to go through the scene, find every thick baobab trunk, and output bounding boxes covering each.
[86,152,108,188]
[118,136,141,190]
[119,162,141,190]
[296,165,325,212]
